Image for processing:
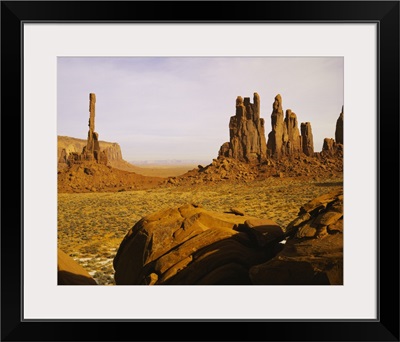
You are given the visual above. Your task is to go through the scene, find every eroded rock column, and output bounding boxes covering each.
[335,106,344,145]
[301,122,314,156]
[219,93,267,163]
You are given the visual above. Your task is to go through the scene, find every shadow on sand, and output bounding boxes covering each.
[314,181,343,187]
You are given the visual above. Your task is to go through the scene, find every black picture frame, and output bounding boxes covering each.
[1,1,399,341]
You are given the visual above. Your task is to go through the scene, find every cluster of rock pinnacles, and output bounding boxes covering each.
[58,91,343,285]
[219,92,343,162]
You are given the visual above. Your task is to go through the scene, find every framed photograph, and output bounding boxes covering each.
[2,1,399,341]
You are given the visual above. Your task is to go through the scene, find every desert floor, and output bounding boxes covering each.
[58,176,343,285]
[126,164,200,177]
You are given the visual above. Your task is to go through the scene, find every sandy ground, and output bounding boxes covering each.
[58,176,343,285]
[129,164,199,177]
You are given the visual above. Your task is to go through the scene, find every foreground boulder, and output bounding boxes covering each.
[113,204,284,285]
[249,188,343,285]
[58,249,97,285]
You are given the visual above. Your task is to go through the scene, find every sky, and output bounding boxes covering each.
[57,57,343,164]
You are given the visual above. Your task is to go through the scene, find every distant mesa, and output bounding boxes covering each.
[58,92,140,173]
[58,136,129,171]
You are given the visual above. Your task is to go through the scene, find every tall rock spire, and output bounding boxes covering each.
[300,122,314,156]
[219,92,267,162]
[82,93,107,164]
[86,93,96,155]
[266,94,285,158]
[284,109,302,155]
[335,106,344,145]
[267,94,305,158]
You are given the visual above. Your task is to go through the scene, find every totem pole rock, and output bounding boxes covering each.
[82,93,107,164]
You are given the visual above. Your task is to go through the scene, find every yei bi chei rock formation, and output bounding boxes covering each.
[265,94,314,158]
[166,92,343,187]
[220,92,318,161]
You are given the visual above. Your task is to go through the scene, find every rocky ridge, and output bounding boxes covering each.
[58,162,164,193]
[250,187,343,285]
[164,154,342,187]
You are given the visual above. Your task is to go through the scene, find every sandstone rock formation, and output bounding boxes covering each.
[335,106,344,145]
[113,204,285,285]
[58,93,108,168]
[58,249,97,285]
[321,107,344,157]
[284,109,302,155]
[57,136,139,172]
[300,122,314,156]
[322,138,335,152]
[266,94,285,158]
[249,188,343,285]
[218,93,267,163]
[81,93,107,164]
[266,94,314,159]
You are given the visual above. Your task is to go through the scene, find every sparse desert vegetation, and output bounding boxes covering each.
[57,88,344,285]
[58,176,342,285]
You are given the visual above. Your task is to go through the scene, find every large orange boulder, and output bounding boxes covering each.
[58,249,97,285]
[113,204,284,285]
[249,188,343,285]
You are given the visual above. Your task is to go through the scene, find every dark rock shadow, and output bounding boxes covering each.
[58,270,97,285]
[314,181,343,187]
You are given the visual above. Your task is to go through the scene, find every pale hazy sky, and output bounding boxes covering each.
[57,57,343,163]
